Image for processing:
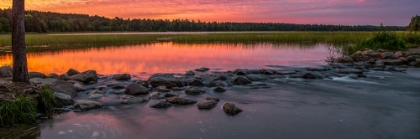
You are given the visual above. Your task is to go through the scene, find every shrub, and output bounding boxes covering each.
[358,31,405,51]
[0,95,37,127]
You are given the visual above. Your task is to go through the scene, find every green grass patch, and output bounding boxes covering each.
[38,86,62,113]
[0,95,37,127]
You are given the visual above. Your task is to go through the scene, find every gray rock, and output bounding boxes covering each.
[48,73,60,79]
[135,80,149,88]
[29,78,57,85]
[233,69,247,75]
[189,79,204,86]
[246,74,268,81]
[231,76,252,85]
[67,68,80,76]
[185,70,195,76]
[113,74,131,81]
[149,92,160,99]
[29,72,46,79]
[74,100,103,110]
[209,80,229,87]
[148,74,183,88]
[198,74,223,86]
[197,101,218,109]
[381,52,394,59]
[59,74,70,80]
[185,87,206,95]
[223,103,242,115]
[164,92,179,97]
[166,97,197,105]
[50,80,77,97]
[214,86,226,92]
[89,94,103,99]
[156,86,171,92]
[74,82,86,91]
[122,97,145,104]
[53,92,74,105]
[0,66,12,77]
[69,70,98,84]
[149,100,172,108]
[206,97,220,102]
[195,67,210,72]
[125,83,149,95]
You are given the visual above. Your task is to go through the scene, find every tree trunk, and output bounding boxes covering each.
[12,0,29,83]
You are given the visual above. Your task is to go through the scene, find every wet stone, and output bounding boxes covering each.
[185,70,195,76]
[222,103,242,115]
[156,86,171,92]
[166,97,197,105]
[164,92,179,97]
[197,101,218,109]
[122,97,145,104]
[185,87,206,95]
[206,97,220,102]
[195,67,210,72]
[149,100,172,108]
[214,86,226,92]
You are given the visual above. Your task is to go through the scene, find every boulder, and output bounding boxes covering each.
[185,70,195,76]
[135,80,149,88]
[67,68,80,76]
[166,97,197,105]
[112,74,131,81]
[185,87,206,95]
[125,83,149,95]
[197,101,218,109]
[195,67,210,72]
[0,66,12,77]
[74,100,103,110]
[28,72,46,79]
[148,74,183,88]
[50,80,77,97]
[231,76,252,85]
[214,86,226,92]
[53,92,74,105]
[122,97,145,104]
[69,70,98,84]
[222,103,242,115]
[59,74,71,80]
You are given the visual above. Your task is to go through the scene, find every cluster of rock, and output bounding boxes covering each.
[336,49,420,70]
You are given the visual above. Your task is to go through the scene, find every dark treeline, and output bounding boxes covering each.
[0,8,406,33]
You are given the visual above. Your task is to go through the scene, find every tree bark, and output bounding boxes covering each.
[12,0,29,83]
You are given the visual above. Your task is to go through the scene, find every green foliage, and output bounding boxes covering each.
[400,32,420,48]
[357,31,405,51]
[0,95,37,127]
[408,15,420,31]
[39,86,62,112]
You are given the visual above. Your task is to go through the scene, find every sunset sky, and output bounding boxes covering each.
[0,0,419,26]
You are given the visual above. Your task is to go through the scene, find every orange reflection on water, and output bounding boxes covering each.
[0,42,329,76]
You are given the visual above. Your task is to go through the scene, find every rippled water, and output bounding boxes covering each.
[1,43,419,139]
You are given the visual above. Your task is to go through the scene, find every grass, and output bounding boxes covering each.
[0,95,37,127]
[38,86,62,113]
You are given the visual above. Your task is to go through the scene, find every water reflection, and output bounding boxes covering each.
[0,42,332,75]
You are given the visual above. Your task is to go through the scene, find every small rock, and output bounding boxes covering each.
[233,69,247,75]
[185,70,195,76]
[197,101,218,109]
[70,70,98,84]
[54,92,74,105]
[67,68,80,76]
[395,51,403,57]
[166,97,197,105]
[206,97,220,102]
[149,92,160,99]
[74,100,102,110]
[189,79,204,86]
[29,72,46,79]
[195,67,210,72]
[164,92,179,97]
[122,97,145,104]
[89,94,103,99]
[185,87,206,95]
[260,69,275,75]
[381,52,394,59]
[231,76,252,85]
[148,74,183,88]
[48,73,60,79]
[74,82,86,91]
[120,95,134,99]
[113,74,131,81]
[214,86,226,92]
[50,80,77,97]
[135,80,149,88]
[156,86,171,92]
[59,74,70,80]
[223,103,242,115]
[125,83,149,95]
[149,100,172,108]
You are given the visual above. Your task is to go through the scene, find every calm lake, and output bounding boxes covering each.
[1,42,419,139]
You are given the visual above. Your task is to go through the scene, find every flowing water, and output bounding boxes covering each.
[1,42,419,139]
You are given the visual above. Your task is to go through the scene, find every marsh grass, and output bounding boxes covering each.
[38,86,62,113]
[0,95,37,127]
